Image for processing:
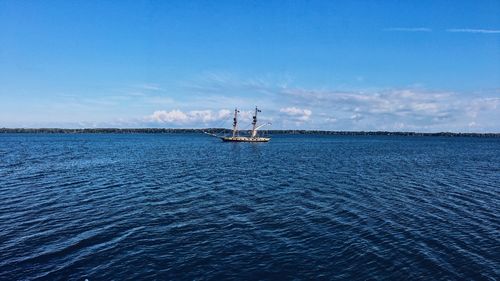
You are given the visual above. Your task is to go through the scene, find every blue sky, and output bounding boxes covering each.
[1,0,499,131]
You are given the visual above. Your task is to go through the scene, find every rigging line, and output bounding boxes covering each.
[213,119,225,129]
[213,119,227,132]
[241,123,252,130]
[204,118,229,136]
[240,123,252,136]
[220,118,232,135]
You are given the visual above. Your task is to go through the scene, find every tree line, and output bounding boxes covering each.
[0,128,499,137]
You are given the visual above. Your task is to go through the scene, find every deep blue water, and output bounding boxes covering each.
[0,133,499,280]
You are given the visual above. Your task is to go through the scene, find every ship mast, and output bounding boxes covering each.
[251,106,261,138]
[232,108,239,137]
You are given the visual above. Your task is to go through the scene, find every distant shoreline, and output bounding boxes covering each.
[1,128,499,137]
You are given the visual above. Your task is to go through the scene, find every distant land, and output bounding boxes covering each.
[1,128,499,137]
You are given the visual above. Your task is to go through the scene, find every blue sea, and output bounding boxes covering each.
[0,133,499,280]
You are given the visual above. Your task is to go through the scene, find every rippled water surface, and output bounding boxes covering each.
[1,133,499,280]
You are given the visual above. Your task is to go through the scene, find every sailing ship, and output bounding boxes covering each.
[205,107,271,142]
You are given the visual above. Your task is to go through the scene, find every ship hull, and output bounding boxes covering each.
[221,136,270,142]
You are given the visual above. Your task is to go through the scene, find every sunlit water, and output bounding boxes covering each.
[1,133,499,280]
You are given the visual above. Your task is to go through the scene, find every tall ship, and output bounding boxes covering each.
[205,107,271,142]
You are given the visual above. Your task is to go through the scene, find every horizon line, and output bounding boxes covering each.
[1,127,499,135]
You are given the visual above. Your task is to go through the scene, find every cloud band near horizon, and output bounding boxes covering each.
[137,79,500,132]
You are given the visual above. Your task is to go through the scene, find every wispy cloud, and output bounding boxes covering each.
[281,87,500,131]
[140,74,500,131]
[137,83,163,91]
[181,71,288,96]
[384,27,500,34]
[279,107,312,123]
[446,28,500,34]
[383,27,432,32]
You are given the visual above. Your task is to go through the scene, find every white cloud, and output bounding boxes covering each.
[148,109,231,125]
[350,113,363,122]
[465,97,500,118]
[446,28,500,34]
[144,76,499,131]
[280,107,312,122]
[149,110,189,123]
[281,87,500,131]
